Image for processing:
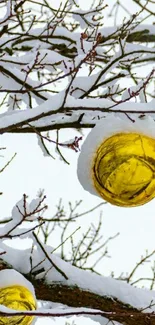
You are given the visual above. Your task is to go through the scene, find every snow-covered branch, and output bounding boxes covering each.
[0,2,154,324]
[1,245,155,325]
[0,194,155,325]
[0,0,154,139]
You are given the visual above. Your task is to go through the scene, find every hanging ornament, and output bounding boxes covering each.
[0,269,36,325]
[77,116,155,207]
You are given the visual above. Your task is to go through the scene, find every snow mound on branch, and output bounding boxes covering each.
[12,197,41,221]
[0,269,36,299]
[2,241,155,314]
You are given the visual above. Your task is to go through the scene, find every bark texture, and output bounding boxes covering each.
[0,260,154,325]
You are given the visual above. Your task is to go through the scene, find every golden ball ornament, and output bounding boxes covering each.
[92,132,155,207]
[77,116,155,207]
[0,285,36,325]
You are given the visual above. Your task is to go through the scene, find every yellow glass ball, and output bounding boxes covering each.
[0,285,36,325]
[92,132,155,207]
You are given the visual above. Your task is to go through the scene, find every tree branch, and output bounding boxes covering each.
[1,258,155,325]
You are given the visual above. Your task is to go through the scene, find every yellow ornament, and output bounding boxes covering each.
[93,132,155,207]
[0,285,36,325]
[77,116,155,207]
[0,270,36,325]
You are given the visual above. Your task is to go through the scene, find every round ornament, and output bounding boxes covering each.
[77,116,155,207]
[0,270,36,325]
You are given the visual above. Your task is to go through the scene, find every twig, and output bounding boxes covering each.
[33,232,69,280]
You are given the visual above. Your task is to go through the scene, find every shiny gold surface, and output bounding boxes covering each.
[0,285,36,324]
[92,133,155,206]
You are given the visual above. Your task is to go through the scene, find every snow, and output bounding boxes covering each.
[125,43,154,53]
[0,195,45,239]
[0,244,35,273]
[37,134,50,157]
[0,269,36,299]
[99,24,155,38]
[77,115,155,198]
[0,302,122,325]
[0,304,116,318]
[0,51,67,73]
[12,197,42,221]
[42,252,155,312]
[0,0,12,26]
[68,0,79,6]
[0,92,155,134]
[0,90,66,130]
[0,1,154,325]
[1,240,155,314]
